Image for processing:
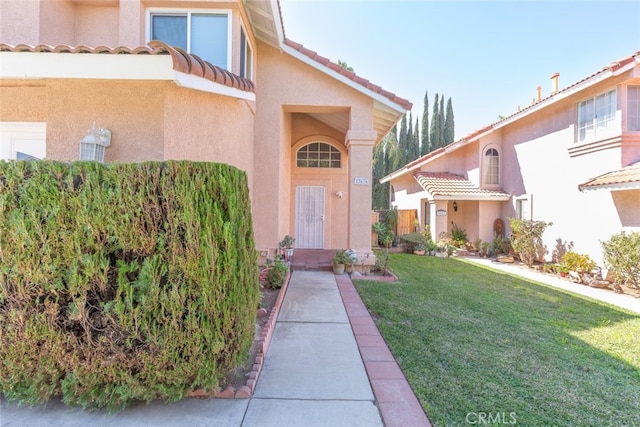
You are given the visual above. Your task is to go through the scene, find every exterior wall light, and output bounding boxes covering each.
[453,201,458,212]
[335,191,344,199]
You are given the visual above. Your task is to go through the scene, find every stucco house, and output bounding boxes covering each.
[0,0,411,266]
[383,51,640,266]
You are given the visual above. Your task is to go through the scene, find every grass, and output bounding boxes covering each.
[354,254,640,426]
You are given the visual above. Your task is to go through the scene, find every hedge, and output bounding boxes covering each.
[0,160,259,411]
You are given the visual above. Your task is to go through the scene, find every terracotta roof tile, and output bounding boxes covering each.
[283,38,412,110]
[0,41,255,93]
[486,51,640,130]
[414,172,511,200]
[579,162,640,191]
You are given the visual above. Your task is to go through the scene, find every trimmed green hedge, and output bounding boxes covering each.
[0,161,259,411]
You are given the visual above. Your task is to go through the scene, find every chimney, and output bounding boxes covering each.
[536,86,542,102]
[551,72,559,93]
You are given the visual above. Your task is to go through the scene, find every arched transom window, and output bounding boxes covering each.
[296,142,341,168]
[484,148,500,185]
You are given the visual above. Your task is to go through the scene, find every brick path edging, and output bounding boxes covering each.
[334,274,432,427]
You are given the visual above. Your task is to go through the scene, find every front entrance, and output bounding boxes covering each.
[295,186,325,249]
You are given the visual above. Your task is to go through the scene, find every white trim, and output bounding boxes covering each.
[282,43,407,115]
[1,52,174,80]
[146,7,232,71]
[0,122,46,160]
[174,71,255,101]
[581,182,640,192]
[0,52,254,100]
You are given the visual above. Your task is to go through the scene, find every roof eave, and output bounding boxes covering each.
[579,181,640,192]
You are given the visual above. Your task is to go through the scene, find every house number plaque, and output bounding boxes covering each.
[354,177,369,185]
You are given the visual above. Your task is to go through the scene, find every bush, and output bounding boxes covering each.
[400,232,428,252]
[602,231,640,289]
[0,161,259,411]
[560,252,596,273]
[509,219,552,267]
[450,222,468,248]
[263,257,288,288]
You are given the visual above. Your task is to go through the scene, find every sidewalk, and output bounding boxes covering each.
[0,271,430,427]
[461,257,640,314]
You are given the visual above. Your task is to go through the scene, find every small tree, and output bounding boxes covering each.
[509,219,552,267]
[602,231,640,289]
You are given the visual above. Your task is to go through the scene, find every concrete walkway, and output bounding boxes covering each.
[0,271,430,427]
[461,257,640,314]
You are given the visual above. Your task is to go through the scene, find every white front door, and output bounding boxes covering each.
[295,186,325,249]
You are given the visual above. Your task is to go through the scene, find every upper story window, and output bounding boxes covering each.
[628,86,640,131]
[577,89,617,143]
[296,142,341,168]
[150,10,229,69]
[483,147,500,185]
[240,26,253,79]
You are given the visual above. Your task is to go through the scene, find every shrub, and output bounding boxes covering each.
[560,252,596,273]
[602,231,640,289]
[400,232,428,252]
[263,257,288,288]
[491,234,511,256]
[509,219,552,267]
[373,222,394,248]
[450,222,468,248]
[0,161,260,411]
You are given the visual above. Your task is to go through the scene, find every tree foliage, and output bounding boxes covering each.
[509,218,552,267]
[0,161,259,411]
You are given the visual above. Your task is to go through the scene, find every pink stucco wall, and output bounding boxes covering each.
[392,67,639,265]
[253,40,377,254]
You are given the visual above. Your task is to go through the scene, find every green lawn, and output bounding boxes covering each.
[354,254,640,426]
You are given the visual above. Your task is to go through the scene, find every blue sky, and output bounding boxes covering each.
[279,0,640,139]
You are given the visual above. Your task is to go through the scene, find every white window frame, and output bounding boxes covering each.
[146,8,232,71]
[0,122,46,160]
[296,142,342,169]
[577,88,617,143]
[240,25,253,80]
[627,85,640,132]
[515,195,532,220]
[482,146,501,187]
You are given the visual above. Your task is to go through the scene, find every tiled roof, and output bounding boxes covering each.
[579,162,640,191]
[485,51,640,132]
[283,39,413,110]
[0,41,255,93]
[414,172,511,200]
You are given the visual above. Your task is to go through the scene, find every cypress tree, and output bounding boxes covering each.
[398,113,408,166]
[444,97,455,144]
[410,116,420,161]
[421,91,430,156]
[438,95,445,148]
[429,93,441,149]
[406,112,414,162]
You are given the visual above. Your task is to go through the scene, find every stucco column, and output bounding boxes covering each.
[433,200,449,242]
[346,129,377,265]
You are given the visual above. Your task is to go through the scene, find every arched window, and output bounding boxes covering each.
[484,148,500,185]
[296,142,341,168]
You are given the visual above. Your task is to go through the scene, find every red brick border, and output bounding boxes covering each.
[334,274,432,427]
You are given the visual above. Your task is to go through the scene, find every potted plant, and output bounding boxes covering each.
[332,249,351,275]
[279,235,295,260]
[413,243,426,256]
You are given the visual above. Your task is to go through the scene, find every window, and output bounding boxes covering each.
[515,197,530,220]
[150,11,228,69]
[0,122,46,160]
[296,143,341,168]
[628,86,640,131]
[577,89,617,142]
[240,27,253,79]
[484,147,500,185]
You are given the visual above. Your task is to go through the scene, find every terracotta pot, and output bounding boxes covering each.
[333,263,345,275]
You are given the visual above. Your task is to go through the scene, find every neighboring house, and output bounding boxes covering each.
[383,52,640,265]
[0,0,411,266]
